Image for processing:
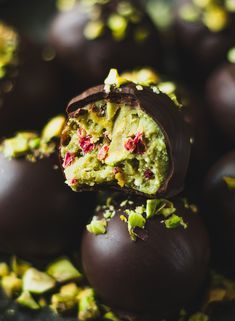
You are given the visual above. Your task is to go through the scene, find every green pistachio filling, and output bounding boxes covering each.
[61,100,169,195]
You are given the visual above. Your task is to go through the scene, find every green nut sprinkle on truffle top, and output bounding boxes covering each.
[0,115,65,161]
[0,22,18,79]
[87,197,190,240]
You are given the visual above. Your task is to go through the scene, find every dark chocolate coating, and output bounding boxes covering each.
[206,63,235,143]
[64,82,191,198]
[203,150,235,275]
[48,1,161,87]
[0,152,96,259]
[81,198,210,321]
[0,34,63,137]
[173,0,235,80]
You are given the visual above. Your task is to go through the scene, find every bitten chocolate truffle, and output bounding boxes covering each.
[204,150,235,274]
[206,62,235,143]
[48,0,161,87]
[0,21,62,137]
[0,117,96,259]
[81,196,210,321]
[60,70,191,198]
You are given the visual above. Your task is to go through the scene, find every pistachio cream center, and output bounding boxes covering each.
[61,100,169,195]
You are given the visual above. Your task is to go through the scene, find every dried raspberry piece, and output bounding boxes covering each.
[124,132,145,154]
[63,152,76,168]
[77,128,95,154]
[97,144,109,161]
[144,169,154,180]
[70,178,78,186]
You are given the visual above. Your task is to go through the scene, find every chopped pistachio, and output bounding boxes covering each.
[126,210,146,240]
[0,262,9,278]
[223,176,235,189]
[77,288,100,321]
[164,214,187,229]
[51,293,77,314]
[1,273,22,298]
[0,132,38,158]
[41,115,66,142]
[156,199,176,217]
[16,291,40,310]
[104,69,126,92]
[146,199,158,218]
[23,268,56,294]
[47,258,82,283]
[60,283,80,297]
[104,311,121,321]
[11,256,31,277]
[87,217,107,235]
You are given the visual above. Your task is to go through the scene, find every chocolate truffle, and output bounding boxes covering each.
[0,21,62,137]
[206,62,235,143]
[60,69,191,198]
[203,150,235,274]
[48,0,161,87]
[81,196,210,321]
[173,0,235,80]
[0,117,96,259]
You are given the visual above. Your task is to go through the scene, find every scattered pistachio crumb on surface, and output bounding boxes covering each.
[126,208,146,240]
[78,288,100,321]
[146,199,158,218]
[47,257,82,283]
[11,256,31,277]
[87,216,108,235]
[0,262,9,278]
[164,214,187,229]
[23,268,56,294]
[2,273,22,298]
[16,291,40,310]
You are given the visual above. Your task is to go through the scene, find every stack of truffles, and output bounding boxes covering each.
[1,0,235,320]
[60,68,210,321]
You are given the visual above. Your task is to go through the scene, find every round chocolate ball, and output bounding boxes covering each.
[204,150,235,274]
[0,21,62,137]
[206,63,235,143]
[48,0,161,87]
[81,197,210,321]
[173,0,235,80]
[0,133,96,259]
